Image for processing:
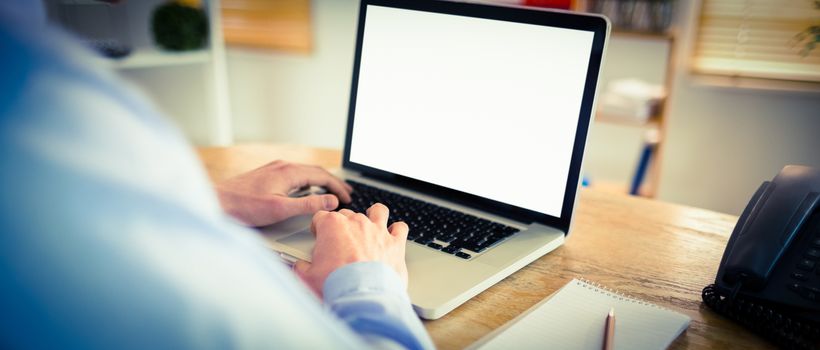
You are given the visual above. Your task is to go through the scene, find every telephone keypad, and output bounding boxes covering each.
[799,286,820,301]
[797,259,816,271]
[792,272,809,281]
[788,234,820,304]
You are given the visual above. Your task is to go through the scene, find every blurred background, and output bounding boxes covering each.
[44,0,820,216]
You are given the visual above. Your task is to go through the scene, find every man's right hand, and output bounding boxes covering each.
[293,203,409,297]
[215,160,352,227]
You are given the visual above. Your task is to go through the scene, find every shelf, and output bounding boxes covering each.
[611,29,674,41]
[58,0,120,4]
[110,49,211,70]
[594,109,661,130]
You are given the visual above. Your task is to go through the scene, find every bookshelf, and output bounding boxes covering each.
[593,29,675,198]
[567,0,678,198]
[583,31,675,198]
[44,0,232,146]
[112,49,211,70]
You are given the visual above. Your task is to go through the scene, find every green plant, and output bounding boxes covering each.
[794,0,820,56]
[795,26,820,56]
[151,2,208,51]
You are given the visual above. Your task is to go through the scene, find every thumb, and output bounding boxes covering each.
[293,260,322,297]
[293,259,312,279]
[277,194,339,218]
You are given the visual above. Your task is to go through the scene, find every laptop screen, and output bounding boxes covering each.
[348,4,596,218]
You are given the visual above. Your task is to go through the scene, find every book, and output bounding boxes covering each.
[472,278,691,350]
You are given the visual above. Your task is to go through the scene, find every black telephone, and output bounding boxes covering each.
[703,165,820,349]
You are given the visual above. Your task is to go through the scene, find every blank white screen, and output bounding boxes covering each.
[350,5,594,217]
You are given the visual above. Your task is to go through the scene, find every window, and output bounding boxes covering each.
[693,0,820,82]
[221,0,312,52]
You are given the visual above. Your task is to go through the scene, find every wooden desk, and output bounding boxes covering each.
[198,143,774,350]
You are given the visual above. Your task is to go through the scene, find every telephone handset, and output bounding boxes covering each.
[703,165,820,349]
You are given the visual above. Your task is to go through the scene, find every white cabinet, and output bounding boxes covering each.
[44,0,232,146]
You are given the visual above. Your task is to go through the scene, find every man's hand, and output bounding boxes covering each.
[216,160,352,227]
[294,204,409,297]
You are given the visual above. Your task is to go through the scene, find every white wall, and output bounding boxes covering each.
[659,85,820,215]
[224,0,669,185]
[656,1,820,215]
[224,0,820,215]
[120,65,214,145]
[226,0,358,149]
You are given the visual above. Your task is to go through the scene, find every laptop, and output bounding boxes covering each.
[261,0,609,320]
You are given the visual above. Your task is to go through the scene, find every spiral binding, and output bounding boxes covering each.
[702,284,820,350]
[575,278,671,311]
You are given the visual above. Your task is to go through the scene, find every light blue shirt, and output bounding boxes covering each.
[0,5,433,350]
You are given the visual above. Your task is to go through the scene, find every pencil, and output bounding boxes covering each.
[603,307,615,350]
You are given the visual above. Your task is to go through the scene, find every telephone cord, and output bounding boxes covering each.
[702,284,820,349]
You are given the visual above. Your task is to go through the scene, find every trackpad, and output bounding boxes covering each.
[276,230,316,260]
[259,214,313,237]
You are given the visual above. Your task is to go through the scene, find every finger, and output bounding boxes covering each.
[292,167,352,203]
[366,203,390,227]
[293,260,311,279]
[274,195,340,219]
[337,208,356,218]
[388,221,410,240]
[310,210,330,235]
[294,260,322,298]
[255,160,285,171]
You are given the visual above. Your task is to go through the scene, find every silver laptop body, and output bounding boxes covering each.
[260,0,609,320]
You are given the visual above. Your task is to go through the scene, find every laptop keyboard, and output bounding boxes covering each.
[338,180,520,259]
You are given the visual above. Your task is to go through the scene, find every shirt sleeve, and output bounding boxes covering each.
[0,6,436,350]
[324,262,436,350]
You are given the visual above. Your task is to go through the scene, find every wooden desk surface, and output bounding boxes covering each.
[198,143,774,350]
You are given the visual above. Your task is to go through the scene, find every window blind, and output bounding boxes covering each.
[221,0,311,52]
[693,0,820,82]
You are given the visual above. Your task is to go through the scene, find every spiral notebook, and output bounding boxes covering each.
[472,278,691,350]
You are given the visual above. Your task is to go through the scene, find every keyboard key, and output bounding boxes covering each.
[806,248,820,259]
[792,272,809,281]
[441,245,460,254]
[436,234,457,243]
[455,252,472,259]
[468,244,489,253]
[415,236,434,245]
[345,180,519,257]
[799,286,820,301]
[797,259,815,271]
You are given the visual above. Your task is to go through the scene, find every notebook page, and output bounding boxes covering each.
[476,279,691,350]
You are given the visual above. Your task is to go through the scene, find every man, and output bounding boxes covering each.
[0,3,433,349]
